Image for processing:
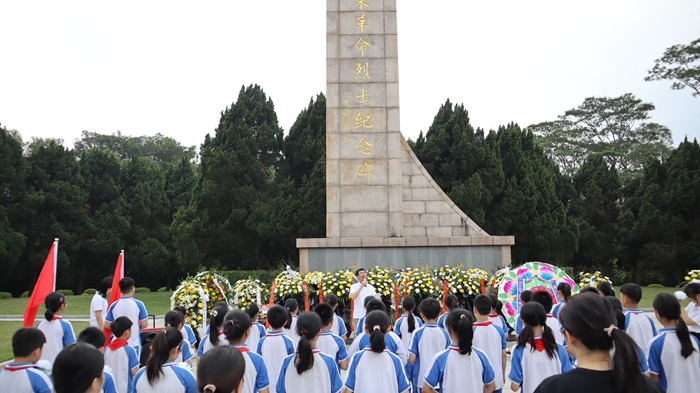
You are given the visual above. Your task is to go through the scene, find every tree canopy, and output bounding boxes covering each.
[646,38,700,98]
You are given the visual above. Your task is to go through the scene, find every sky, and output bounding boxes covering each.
[1,1,698,152]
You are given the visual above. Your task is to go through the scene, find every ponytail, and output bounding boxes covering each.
[365,310,389,354]
[653,293,697,359]
[518,303,556,359]
[44,292,65,321]
[609,327,642,393]
[146,327,183,386]
[223,311,251,344]
[209,304,228,348]
[294,313,323,374]
[446,309,474,355]
[402,297,416,333]
[284,299,298,330]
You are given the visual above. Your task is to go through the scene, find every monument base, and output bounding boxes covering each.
[296,236,514,275]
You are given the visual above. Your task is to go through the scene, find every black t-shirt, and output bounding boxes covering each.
[534,368,665,393]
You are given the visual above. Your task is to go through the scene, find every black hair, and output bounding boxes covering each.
[530,291,554,313]
[208,303,229,348]
[78,326,106,349]
[323,293,339,306]
[520,290,533,303]
[446,309,474,355]
[597,282,615,297]
[355,267,366,276]
[97,276,113,299]
[473,294,492,316]
[44,291,66,321]
[111,316,133,338]
[559,293,643,393]
[619,283,642,304]
[245,303,260,320]
[267,305,289,329]
[402,296,417,333]
[164,310,184,329]
[685,283,700,299]
[119,277,135,293]
[223,310,251,343]
[517,303,557,359]
[363,295,374,308]
[146,327,183,385]
[365,310,389,353]
[294,312,323,375]
[488,294,500,311]
[579,286,600,294]
[604,296,626,329]
[284,299,299,329]
[12,328,46,358]
[557,282,572,301]
[366,298,386,313]
[197,345,246,393]
[653,293,696,358]
[314,303,335,326]
[445,294,459,311]
[53,343,104,393]
[173,305,187,315]
[419,298,441,320]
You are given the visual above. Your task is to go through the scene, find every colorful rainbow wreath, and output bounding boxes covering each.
[497,262,578,326]
[171,271,233,331]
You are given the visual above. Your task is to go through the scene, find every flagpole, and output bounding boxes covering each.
[53,238,58,292]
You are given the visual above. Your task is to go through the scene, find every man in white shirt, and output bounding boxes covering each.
[350,267,376,335]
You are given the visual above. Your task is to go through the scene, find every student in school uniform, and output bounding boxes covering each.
[394,296,423,393]
[103,317,140,393]
[514,290,533,335]
[164,311,194,365]
[134,328,196,393]
[473,294,507,393]
[173,306,197,350]
[409,298,450,393]
[198,303,229,358]
[77,327,120,393]
[551,283,571,320]
[437,295,458,330]
[223,310,270,393]
[244,304,267,352]
[276,313,344,393]
[679,283,700,340]
[284,298,300,347]
[314,303,349,370]
[0,328,53,393]
[324,293,348,340]
[619,283,657,354]
[348,299,408,365]
[487,294,509,334]
[647,293,700,393]
[197,345,246,393]
[345,311,411,393]
[423,309,496,393]
[257,305,295,391]
[104,278,149,357]
[52,343,106,393]
[530,291,566,346]
[36,291,75,364]
[508,303,572,393]
[90,276,112,329]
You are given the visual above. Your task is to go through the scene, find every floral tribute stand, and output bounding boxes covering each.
[171,271,234,335]
[497,262,579,326]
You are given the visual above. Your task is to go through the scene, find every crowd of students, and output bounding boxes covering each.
[2,272,700,393]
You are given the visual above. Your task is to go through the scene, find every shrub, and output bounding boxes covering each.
[219,270,279,287]
[0,292,12,299]
[21,291,30,298]
[157,287,169,292]
[82,288,96,295]
[647,283,664,288]
[58,289,74,296]
[135,287,151,293]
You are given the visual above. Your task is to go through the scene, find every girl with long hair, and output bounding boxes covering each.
[133,327,196,393]
[36,291,75,364]
[244,304,266,351]
[508,303,571,393]
[551,283,572,319]
[163,311,193,364]
[283,299,300,347]
[533,293,663,393]
[647,293,700,392]
[423,309,496,393]
[52,343,104,393]
[323,293,348,340]
[394,296,422,393]
[90,276,112,329]
[223,310,269,393]
[276,312,343,393]
[197,345,246,393]
[197,303,229,357]
[680,282,700,340]
[437,294,458,330]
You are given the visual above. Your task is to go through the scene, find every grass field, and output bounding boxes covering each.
[0,292,173,316]
[0,321,90,363]
[613,286,677,309]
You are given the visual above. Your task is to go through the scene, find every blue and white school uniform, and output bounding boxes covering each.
[354,331,408,365]
[330,314,348,337]
[395,313,423,393]
[546,315,566,346]
[174,340,194,364]
[245,321,266,353]
[424,345,496,393]
[36,316,75,364]
[515,315,524,335]
[0,362,53,393]
[508,336,572,393]
[133,361,196,393]
[472,320,507,392]
[105,296,148,355]
[231,344,269,393]
[409,323,450,393]
[103,369,119,393]
[257,331,295,391]
[437,311,450,330]
[488,313,508,333]
[647,327,700,393]
[624,309,657,354]
[277,349,343,393]
[197,330,228,357]
[181,325,196,347]
[356,316,366,334]
[551,301,566,319]
[345,349,410,393]
[284,314,300,348]
[316,330,349,369]
[104,341,140,393]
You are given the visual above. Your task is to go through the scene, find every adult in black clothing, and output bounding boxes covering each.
[534,293,664,393]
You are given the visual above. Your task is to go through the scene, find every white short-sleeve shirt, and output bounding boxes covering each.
[133,361,196,393]
[256,331,295,391]
[350,283,376,319]
[197,331,228,357]
[277,350,344,393]
[245,321,266,353]
[0,363,53,393]
[408,323,450,390]
[231,344,269,393]
[104,342,140,393]
[424,346,495,393]
[472,320,507,390]
[624,309,657,354]
[36,316,75,364]
[90,293,108,327]
[345,349,410,393]
[508,338,572,393]
[105,296,148,348]
[685,303,700,333]
[647,327,700,393]
[395,313,423,352]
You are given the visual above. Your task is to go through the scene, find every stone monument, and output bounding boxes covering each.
[297,0,514,274]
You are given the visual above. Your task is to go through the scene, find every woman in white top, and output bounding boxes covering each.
[134,327,196,393]
[90,276,112,329]
[52,343,104,393]
[680,283,700,338]
[197,345,245,393]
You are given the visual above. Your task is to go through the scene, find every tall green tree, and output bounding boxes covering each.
[646,38,700,98]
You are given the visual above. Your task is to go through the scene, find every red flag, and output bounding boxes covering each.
[441,279,449,313]
[103,251,124,346]
[23,239,58,327]
[302,282,309,312]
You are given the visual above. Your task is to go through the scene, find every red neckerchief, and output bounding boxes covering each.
[547,314,554,318]
[233,344,249,352]
[532,337,546,352]
[488,313,499,318]
[473,321,493,327]
[3,363,37,372]
[52,316,63,321]
[107,338,129,351]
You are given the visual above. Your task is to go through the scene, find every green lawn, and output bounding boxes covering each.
[0,291,173,316]
[0,321,90,363]
[613,286,677,309]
